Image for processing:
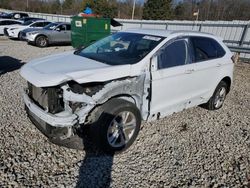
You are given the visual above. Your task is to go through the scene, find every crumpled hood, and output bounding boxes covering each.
[20,51,135,87]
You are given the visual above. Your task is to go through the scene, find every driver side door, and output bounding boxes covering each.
[52,24,67,42]
[150,38,198,119]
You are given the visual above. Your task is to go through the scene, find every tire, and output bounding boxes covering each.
[35,35,48,47]
[202,81,228,110]
[88,98,141,154]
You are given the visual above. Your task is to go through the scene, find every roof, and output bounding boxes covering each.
[123,28,214,38]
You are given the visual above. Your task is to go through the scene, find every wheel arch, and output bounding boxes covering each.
[35,34,49,44]
[221,76,231,93]
[85,94,141,125]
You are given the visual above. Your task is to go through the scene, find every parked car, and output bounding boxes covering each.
[20,29,234,153]
[25,22,71,47]
[4,20,51,39]
[19,27,42,41]
[0,12,29,19]
[18,17,45,23]
[0,19,22,35]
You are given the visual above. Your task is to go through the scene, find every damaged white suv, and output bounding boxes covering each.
[21,29,234,153]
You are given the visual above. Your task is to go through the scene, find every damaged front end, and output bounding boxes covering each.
[23,74,150,149]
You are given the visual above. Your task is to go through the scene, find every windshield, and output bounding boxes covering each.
[22,20,33,26]
[77,32,164,65]
[44,22,58,30]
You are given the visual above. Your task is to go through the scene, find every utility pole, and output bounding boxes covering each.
[131,0,136,20]
[26,0,29,10]
[59,0,63,15]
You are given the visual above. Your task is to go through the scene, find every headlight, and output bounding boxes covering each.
[10,28,17,30]
[28,31,38,35]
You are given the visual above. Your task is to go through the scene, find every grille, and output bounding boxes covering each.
[28,82,64,114]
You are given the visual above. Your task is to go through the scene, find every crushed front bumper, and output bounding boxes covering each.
[23,92,78,127]
[23,92,84,149]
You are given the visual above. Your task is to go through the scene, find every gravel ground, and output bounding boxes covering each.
[0,36,249,188]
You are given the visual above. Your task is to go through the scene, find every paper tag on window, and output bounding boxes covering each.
[143,36,161,41]
[75,21,82,27]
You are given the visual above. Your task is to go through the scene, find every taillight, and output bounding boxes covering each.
[231,54,237,64]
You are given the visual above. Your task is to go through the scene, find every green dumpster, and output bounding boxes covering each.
[71,16,111,48]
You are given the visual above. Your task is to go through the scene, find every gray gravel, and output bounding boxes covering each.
[0,36,250,188]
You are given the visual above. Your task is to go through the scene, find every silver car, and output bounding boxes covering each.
[26,22,71,47]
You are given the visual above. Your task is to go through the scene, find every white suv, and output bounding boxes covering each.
[20,29,234,153]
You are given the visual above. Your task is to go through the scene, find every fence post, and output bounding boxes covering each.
[236,24,249,60]
[199,23,202,32]
[239,24,248,46]
[165,23,168,30]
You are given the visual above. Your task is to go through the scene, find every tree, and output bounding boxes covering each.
[142,0,173,20]
[50,0,61,14]
[81,0,118,18]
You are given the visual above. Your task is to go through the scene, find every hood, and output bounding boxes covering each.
[20,51,135,87]
[34,29,55,35]
[6,24,21,29]
[7,25,26,30]
[22,27,41,33]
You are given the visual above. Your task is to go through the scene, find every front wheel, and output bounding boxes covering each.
[35,35,48,47]
[89,99,141,154]
[202,81,228,110]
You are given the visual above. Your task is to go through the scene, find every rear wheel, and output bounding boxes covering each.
[202,81,228,110]
[35,35,48,47]
[88,99,141,154]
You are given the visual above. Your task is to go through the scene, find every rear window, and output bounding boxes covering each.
[191,37,226,62]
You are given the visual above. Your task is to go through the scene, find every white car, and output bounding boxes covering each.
[20,29,234,153]
[0,19,22,35]
[4,20,51,39]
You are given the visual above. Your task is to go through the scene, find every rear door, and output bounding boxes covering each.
[186,36,227,106]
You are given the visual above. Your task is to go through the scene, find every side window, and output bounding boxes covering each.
[43,22,50,27]
[158,40,187,69]
[30,22,38,27]
[1,21,11,25]
[58,24,66,31]
[191,37,226,62]
[34,22,46,27]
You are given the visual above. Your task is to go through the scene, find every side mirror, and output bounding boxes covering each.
[55,28,60,31]
[150,55,158,71]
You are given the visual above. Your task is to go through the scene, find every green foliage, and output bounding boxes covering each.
[81,0,118,18]
[0,0,11,9]
[62,0,73,9]
[142,0,173,20]
[51,0,61,14]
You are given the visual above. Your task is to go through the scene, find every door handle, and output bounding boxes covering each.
[185,69,195,74]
